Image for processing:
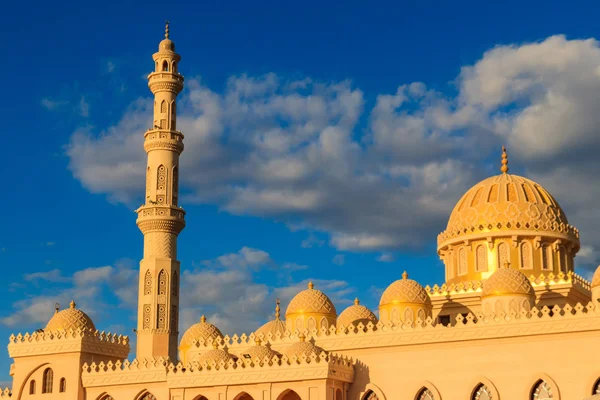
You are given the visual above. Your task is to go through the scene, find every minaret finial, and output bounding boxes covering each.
[501,146,509,174]
[165,20,170,39]
[308,281,314,290]
[354,297,360,306]
[402,271,408,280]
[69,300,76,309]
[200,315,206,323]
[54,302,60,314]
[275,298,281,320]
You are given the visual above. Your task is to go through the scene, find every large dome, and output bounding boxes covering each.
[180,315,224,347]
[45,301,95,333]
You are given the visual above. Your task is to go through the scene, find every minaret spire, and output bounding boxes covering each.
[501,146,509,174]
[135,22,185,362]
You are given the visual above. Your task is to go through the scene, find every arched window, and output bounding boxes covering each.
[531,380,553,399]
[458,247,468,275]
[497,242,509,268]
[335,388,343,400]
[172,270,179,294]
[276,390,301,400]
[162,60,169,71]
[417,388,435,400]
[29,380,35,395]
[476,245,488,272]
[559,245,568,272]
[59,377,66,392]
[362,390,379,400]
[139,392,158,400]
[307,317,316,331]
[541,244,552,270]
[144,270,152,295]
[42,367,53,393]
[320,317,329,330]
[593,378,600,395]
[157,269,168,295]
[172,61,178,73]
[99,395,115,400]
[521,242,533,269]
[473,383,492,400]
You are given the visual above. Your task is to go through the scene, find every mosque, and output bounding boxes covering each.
[4,23,600,400]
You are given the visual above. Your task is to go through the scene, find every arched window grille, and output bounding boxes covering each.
[473,383,492,400]
[531,380,553,399]
[418,388,435,400]
[363,390,379,400]
[59,377,66,392]
[42,368,53,393]
[593,378,600,395]
[139,392,158,400]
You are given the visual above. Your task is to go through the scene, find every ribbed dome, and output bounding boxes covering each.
[45,301,95,332]
[241,339,279,361]
[482,266,535,297]
[286,282,337,317]
[337,298,378,327]
[159,38,175,52]
[438,171,578,248]
[379,272,431,307]
[592,266,600,288]
[196,343,234,366]
[283,335,326,359]
[180,315,224,347]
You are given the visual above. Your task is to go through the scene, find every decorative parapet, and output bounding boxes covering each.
[0,388,11,398]
[82,353,353,388]
[82,358,169,387]
[8,329,129,359]
[425,280,483,296]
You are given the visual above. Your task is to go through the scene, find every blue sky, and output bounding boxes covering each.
[2,0,600,385]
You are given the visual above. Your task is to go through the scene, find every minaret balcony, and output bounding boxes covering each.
[136,205,186,235]
[148,71,184,94]
[144,129,184,154]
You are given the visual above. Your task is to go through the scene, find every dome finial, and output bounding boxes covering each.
[275,298,281,320]
[54,302,60,314]
[308,281,314,290]
[501,146,509,174]
[402,271,408,280]
[200,315,206,323]
[354,297,360,306]
[165,20,170,39]
[69,300,76,309]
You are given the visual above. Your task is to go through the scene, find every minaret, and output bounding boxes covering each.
[135,21,185,361]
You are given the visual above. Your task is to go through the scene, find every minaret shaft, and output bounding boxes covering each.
[135,23,185,362]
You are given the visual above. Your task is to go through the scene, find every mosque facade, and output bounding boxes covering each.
[4,24,600,400]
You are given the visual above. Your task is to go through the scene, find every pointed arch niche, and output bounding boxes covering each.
[137,391,157,400]
[234,392,254,400]
[527,374,560,400]
[277,389,301,400]
[413,381,441,400]
[360,384,387,400]
[469,377,500,400]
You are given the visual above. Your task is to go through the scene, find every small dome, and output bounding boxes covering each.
[45,301,95,332]
[379,272,431,307]
[337,298,378,327]
[159,38,175,52]
[255,299,287,338]
[592,266,600,288]
[241,339,279,361]
[286,282,337,317]
[283,334,326,359]
[482,265,535,297]
[180,315,224,348]
[196,342,234,366]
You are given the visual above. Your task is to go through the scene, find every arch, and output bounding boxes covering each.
[307,316,316,331]
[157,269,168,295]
[160,100,167,113]
[593,377,600,395]
[476,245,488,272]
[192,396,208,400]
[172,61,178,73]
[360,384,387,400]
[541,244,552,270]
[59,377,66,392]
[15,362,50,399]
[468,377,500,400]
[404,307,414,322]
[144,269,152,295]
[172,270,179,294]
[136,391,158,400]
[527,374,560,400]
[29,380,35,395]
[42,367,53,393]
[277,389,302,400]
[335,388,343,400]
[162,60,169,71]
[497,242,509,269]
[97,395,114,400]
[521,241,533,269]
[234,392,254,400]
[320,317,329,329]
[413,381,441,400]
[295,317,304,332]
[458,247,468,275]
[559,245,568,272]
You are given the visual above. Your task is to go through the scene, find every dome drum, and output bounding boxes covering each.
[285,282,337,334]
[481,266,536,316]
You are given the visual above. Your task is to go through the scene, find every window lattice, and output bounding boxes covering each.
[497,242,509,268]
[521,242,533,269]
[459,247,468,275]
[156,165,166,204]
[59,378,66,392]
[363,391,379,400]
[144,270,152,295]
[172,271,179,295]
[158,269,168,295]
[157,304,166,329]
[473,384,492,400]
[532,380,553,399]
[160,100,167,113]
[140,392,158,400]
[42,368,53,393]
[476,245,488,272]
[143,304,151,329]
[418,388,435,400]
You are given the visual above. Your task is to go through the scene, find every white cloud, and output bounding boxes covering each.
[332,254,345,266]
[301,234,325,248]
[41,98,67,110]
[66,35,600,270]
[23,269,67,283]
[107,60,116,73]
[377,252,395,262]
[79,96,90,117]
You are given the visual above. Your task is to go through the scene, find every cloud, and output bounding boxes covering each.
[23,269,67,283]
[41,98,67,110]
[332,254,345,266]
[66,35,600,270]
[79,96,90,117]
[377,252,395,262]
[301,234,325,248]
[107,60,116,73]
